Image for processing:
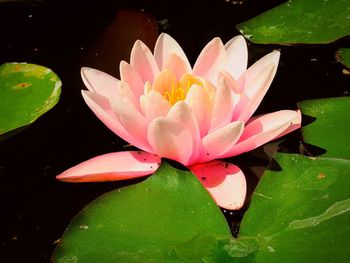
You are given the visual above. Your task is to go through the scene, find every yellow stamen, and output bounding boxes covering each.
[162,82,186,105]
[154,72,205,105]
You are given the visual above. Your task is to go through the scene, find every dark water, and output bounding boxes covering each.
[0,0,349,262]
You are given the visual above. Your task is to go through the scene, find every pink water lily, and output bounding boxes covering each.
[57,33,301,210]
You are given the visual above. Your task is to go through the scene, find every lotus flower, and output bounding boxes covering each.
[57,33,301,210]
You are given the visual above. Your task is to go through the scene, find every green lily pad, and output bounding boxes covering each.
[336,48,350,68]
[298,97,350,159]
[235,153,350,262]
[236,0,350,45]
[53,95,350,262]
[165,153,350,262]
[53,156,350,262]
[52,162,232,263]
[0,62,61,135]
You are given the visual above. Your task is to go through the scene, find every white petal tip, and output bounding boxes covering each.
[191,161,247,210]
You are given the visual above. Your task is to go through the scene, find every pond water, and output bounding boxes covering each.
[0,0,349,262]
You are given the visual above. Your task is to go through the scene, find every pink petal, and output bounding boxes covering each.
[200,121,244,162]
[154,33,191,71]
[81,91,129,141]
[193,37,227,84]
[109,95,152,151]
[151,70,177,95]
[185,84,213,137]
[218,70,242,94]
[190,161,246,210]
[236,51,280,122]
[239,50,280,91]
[274,109,302,139]
[147,117,193,165]
[82,91,152,153]
[231,92,249,121]
[223,110,299,158]
[225,35,248,80]
[163,53,189,80]
[56,151,161,182]
[144,81,152,95]
[119,61,144,99]
[216,71,248,122]
[81,67,119,98]
[209,80,234,132]
[237,63,277,123]
[130,40,159,84]
[140,90,171,121]
[116,81,139,109]
[167,101,201,165]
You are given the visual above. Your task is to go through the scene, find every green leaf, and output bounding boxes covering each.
[53,96,350,262]
[236,153,350,262]
[0,62,61,135]
[52,162,232,263]
[298,97,350,159]
[336,48,350,68]
[236,0,350,45]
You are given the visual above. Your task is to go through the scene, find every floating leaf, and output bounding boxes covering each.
[336,48,350,68]
[298,97,350,159]
[0,62,61,135]
[54,96,350,262]
[52,162,232,262]
[237,0,350,45]
[236,152,350,262]
[167,153,350,262]
[53,155,350,262]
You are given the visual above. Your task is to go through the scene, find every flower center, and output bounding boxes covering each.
[161,73,203,105]
[162,82,186,105]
